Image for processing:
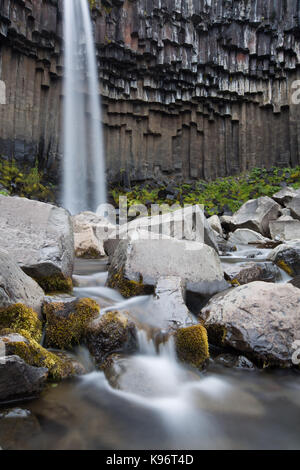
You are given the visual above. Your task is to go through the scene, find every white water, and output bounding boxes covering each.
[63,0,106,214]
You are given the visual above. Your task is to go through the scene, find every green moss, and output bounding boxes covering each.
[107,269,154,298]
[2,330,76,381]
[0,158,55,202]
[175,325,209,369]
[109,166,300,217]
[76,247,102,259]
[34,274,73,294]
[44,298,100,350]
[0,304,42,343]
[276,259,294,277]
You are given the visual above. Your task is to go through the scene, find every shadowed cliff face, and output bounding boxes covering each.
[1,0,300,184]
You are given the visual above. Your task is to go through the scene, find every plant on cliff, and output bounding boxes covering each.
[110,166,300,216]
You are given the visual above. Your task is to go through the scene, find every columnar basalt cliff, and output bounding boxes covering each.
[1,0,300,185]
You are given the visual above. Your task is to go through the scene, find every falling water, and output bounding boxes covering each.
[63,0,106,214]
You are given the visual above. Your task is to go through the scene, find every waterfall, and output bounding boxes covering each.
[63,0,106,214]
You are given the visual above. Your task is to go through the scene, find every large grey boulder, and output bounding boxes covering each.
[107,232,227,297]
[231,197,280,237]
[0,249,44,315]
[0,356,48,403]
[267,241,300,276]
[72,211,115,259]
[269,219,300,241]
[0,196,74,288]
[201,282,300,367]
[119,205,218,252]
[272,187,300,206]
[286,196,300,220]
[207,215,223,236]
[228,228,269,246]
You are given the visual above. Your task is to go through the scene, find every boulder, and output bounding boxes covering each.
[72,211,115,259]
[214,353,255,370]
[286,196,300,220]
[228,229,269,246]
[0,355,47,403]
[43,297,100,350]
[267,241,300,276]
[0,249,44,315]
[272,187,300,206]
[220,215,234,233]
[201,282,300,367]
[269,219,300,241]
[136,277,194,330]
[231,197,280,237]
[223,261,281,285]
[107,234,228,297]
[207,215,223,236]
[120,205,218,253]
[86,311,137,366]
[0,195,74,293]
[289,276,300,289]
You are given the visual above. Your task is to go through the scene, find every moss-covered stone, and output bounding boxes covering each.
[276,259,294,277]
[44,298,100,350]
[206,324,227,346]
[86,311,137,366]
[0,304,42,343]
[107,269,154,298]
[34,274,73,294]
[1,330,78,381]
[175,325,209,369]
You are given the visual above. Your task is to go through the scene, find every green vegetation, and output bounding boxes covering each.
[0,158,55,202]
[175,325,209,369]
[33,274,73,294]
[44,298,100,350]
[110,166,300,216]
[0,304,42,343]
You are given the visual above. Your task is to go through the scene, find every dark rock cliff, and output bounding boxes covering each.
[1,0,300,184]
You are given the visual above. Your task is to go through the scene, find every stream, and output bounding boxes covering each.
[1,253,300,450]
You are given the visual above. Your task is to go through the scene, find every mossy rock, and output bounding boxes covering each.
[0,304,42,343]
[33,274,73,294]
[86,311,137,366]
[175,325,209,369]
[1,330,80,381]
[107,269,154,298]
[44,298,100,350]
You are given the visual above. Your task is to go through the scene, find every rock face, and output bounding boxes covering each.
[1,1,300,183]
[107,235,227,297]
[0,249,44,315]
[201,282,300,367]
[0,356,48,403]
[231,197,280,237]
[269,219,300,241]
[0,195,74,291]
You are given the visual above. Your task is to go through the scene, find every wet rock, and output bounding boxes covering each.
[0,408,41,450]
[269,219,300,241]
[0,355,48,403]
[231,197,280,237]
[286,196,300,221]
[43,297,100,350]
[200,282,300,367]
[223,261,281,285]
[0,195,74,293]
[214,354,256,370]
[289,276,300,289]
[0,249,44,316]
[107,234,227,297]
[267,241,300,276]
[148,277,194,330]
[228,229,270,247]
[175,324,209,369]
[272,187,300,206]
[72,211,116,259]
[86,311,137,366]
[220,215,234,233]
[207,215,223,236]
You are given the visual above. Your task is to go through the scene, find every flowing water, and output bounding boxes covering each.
[63,0,106,214]
[1,256,300,450]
